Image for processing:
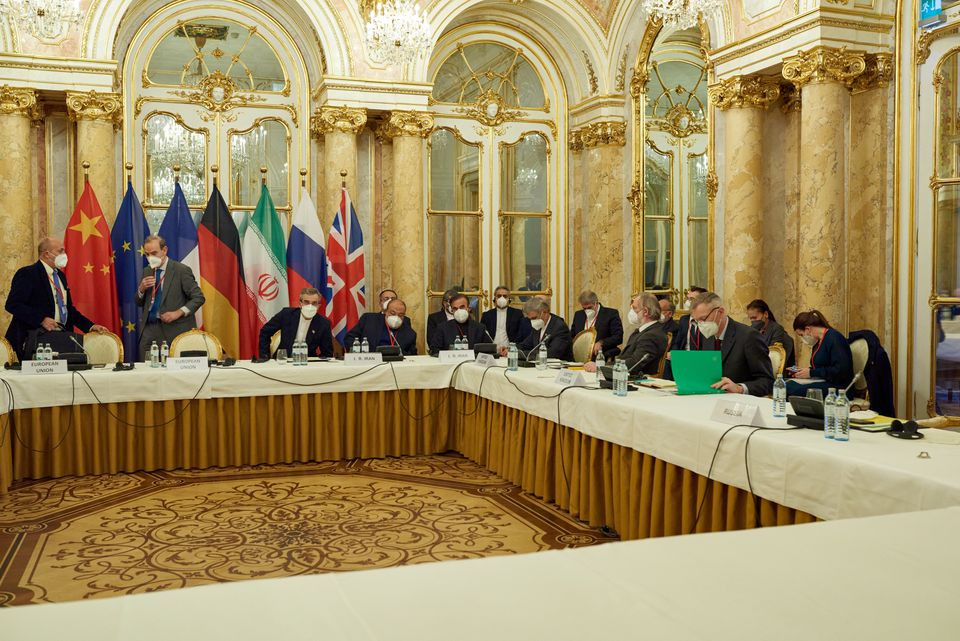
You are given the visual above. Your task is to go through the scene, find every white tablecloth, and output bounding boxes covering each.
[2,506,957,641]
[454,363,960,521]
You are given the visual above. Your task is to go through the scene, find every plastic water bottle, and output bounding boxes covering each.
[507,342,518,371]
[361,337,369,353]
[149,341,159,368]
[772,374,787,418]
[351,339,360,354]
[160,341,169,367]
[536,343,548,370]
[297,341,306,365]
[35,343,45,361]
[824,388,837,439]
[46,343,55,361]
[613,359,628,397]
[595,350,606,381]
[834,392,850,442]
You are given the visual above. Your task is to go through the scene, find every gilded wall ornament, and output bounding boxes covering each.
[66,90,123,130]
[918,26,958,66]
[453,90,526,127]
[707,75,781,110]
[568,121,626,151]
[630,67,649,99]
[615,47,628,93]
[851,53,894,93]
[171,71,266,115]
[648,104,707,137]
[376,110,434,140]
[0,85,39,120]
[779,83,801,113]
[705,171,718,201]
[583,51,599,95]
[310,105,368,139]
[781,46,867,89]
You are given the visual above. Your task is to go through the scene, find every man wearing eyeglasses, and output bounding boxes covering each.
[688,291,773,397]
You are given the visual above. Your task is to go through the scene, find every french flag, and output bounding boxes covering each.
[158,181,202,328]
[287,186,330,313]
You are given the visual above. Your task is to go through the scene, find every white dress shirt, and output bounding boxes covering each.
[295,313,311,344]
[494,308,509,347]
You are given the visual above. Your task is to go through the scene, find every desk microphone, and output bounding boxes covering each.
[627,353,653,375]
[843,372,861,395]
[482,326,495,343]
[522,334,551,361]
[68,334,86,354]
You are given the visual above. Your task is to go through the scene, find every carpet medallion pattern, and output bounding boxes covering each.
[0,454,611,605]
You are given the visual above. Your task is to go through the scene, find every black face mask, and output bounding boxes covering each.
[751,319,765,332]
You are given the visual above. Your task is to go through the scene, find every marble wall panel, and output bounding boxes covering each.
[0,113,35,331]
[322,130,358,230]
[75,120,117,222]
[586,144,626,311]
[391,135,426,353]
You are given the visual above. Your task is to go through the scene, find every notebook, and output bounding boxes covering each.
[670,350,724,395]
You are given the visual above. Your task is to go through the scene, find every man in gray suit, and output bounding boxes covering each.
[137,234,205,359]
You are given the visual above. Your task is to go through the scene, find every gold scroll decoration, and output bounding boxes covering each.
[568,121,626,152]
[66,90,123,130]
[310,105,368,139]
[781,46,867,89]
[707,75,781,110]
[376,111,434,140]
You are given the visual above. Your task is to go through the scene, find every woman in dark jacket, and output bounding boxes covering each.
[786,310,855,398]
[746,299,795,368]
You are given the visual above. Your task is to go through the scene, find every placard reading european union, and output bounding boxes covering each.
[21,360,67,375]
[439,350,475,364]
[166,356,209,371]
[554,369,586,387]
[710,398,760,426]
[474,353,496,367]
[343,352,383,365]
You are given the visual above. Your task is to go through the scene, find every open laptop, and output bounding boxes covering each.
[669,350,724,395]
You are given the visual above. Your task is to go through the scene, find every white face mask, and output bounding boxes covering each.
[698,321,719,339]
[683,299,692,311]
[530,318,545,331]
[627,308,640,326]
[584,308,596,320]
[496,296,509,309]
[147,255,163,269]
[659,313,668,323]
[381,298,392,311]
[801,333,818,347]
[300,304,318,320]
[386,314,402,330]
[53,253,68,270]
[453,308,469,324]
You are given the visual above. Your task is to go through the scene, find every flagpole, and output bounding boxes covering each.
[340,169,347,189]
[260,165,267,186]
[173,164,180,184]
[300,168,307,188]
[125,161,132,183]
[82,160,90,184]
[211,165,219,238]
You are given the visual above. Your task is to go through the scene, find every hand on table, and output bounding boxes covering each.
[792,368,810,379]
[711,377,745,394]
[583,361,597,373]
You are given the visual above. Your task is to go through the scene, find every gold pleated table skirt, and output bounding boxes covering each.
[0,389,816,539]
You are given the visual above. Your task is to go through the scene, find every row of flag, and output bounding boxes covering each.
[62,171,367,362]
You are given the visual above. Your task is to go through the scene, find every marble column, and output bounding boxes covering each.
[708,76,780,320]
[310,106,367,229]
[849,53,893,338]
[0,86,39,332]
[67,91,121,221]
[781,90,803,330]
[569,141,585,307]
[377,111,432,353]
[784,46,866,334]
[572,121,626,309]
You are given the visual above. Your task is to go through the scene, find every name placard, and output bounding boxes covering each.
[439,350,475,364]
[710,398,760,426]
[343,352,383,365]
[474,353,496,367]
[166,356,209,371]
[22,360,67,375]
[554,369,586,387]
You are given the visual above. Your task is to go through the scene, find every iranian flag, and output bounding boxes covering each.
[242,183,288,326]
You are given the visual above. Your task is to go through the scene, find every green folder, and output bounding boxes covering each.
[670,350,725,395]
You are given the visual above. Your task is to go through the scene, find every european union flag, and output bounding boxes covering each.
[110,180,149,362]
[158,181,201,327]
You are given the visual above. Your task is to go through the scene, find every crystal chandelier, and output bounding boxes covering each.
[0,0,81,41]
[364,0,432,66]
[641,0,722,30]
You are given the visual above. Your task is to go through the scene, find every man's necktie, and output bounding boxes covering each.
[51,271,67,325]
[716,338,723,352]
[148,269,164,322]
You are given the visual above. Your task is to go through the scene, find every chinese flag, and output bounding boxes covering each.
[63,178,120,334]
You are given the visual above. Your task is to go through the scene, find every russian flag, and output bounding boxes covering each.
[158,181,202,328]
[287,186,330,314]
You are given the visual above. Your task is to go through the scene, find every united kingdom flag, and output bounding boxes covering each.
[326,186,366,345]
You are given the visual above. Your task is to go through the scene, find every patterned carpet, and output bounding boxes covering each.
[0,454,612,605]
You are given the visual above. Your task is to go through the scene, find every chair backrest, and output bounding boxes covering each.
[269,331,281,357]
[170,329,224,360]
[656,332,673,378]
[768,343,786,377]
[849,338,869,391]
[0,336,16,365]
[83,330,124,365]
[571,328,597,363]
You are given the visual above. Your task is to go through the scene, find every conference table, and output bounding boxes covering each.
[2,506,958,640]
[2,356,960,540]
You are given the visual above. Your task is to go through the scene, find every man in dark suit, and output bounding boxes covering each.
[585,293,666,376]
[517,297,573,361]
[430,293,490,354]
[689,292,773,397]
[481,285,531,353]
[137,235,206,359]
[671,286,708,350]
[658,297,680,338]
[570,289,623,359]
[426,287,459,350]
[258,287,333,358]
[345,298,417,355]
[5,237,110,359]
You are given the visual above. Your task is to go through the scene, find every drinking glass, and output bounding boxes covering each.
[276,349,287,364]
[806,388,823,403]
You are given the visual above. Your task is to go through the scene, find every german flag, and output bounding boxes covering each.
[197,184,258,359]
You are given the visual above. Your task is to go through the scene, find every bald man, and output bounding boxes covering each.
[5,237,108,359]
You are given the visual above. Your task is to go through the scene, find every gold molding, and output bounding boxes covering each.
[66,90,123,130]
[0,85,40,121]
[782,46,867,89]
[851,52,894,93]
[707,75,781,110]
[706,171,718,201]
[583,50,598,95]
[376,110,434,140]
[310,105,367,139]
[917,25,958,66]
[568,121,626,151]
